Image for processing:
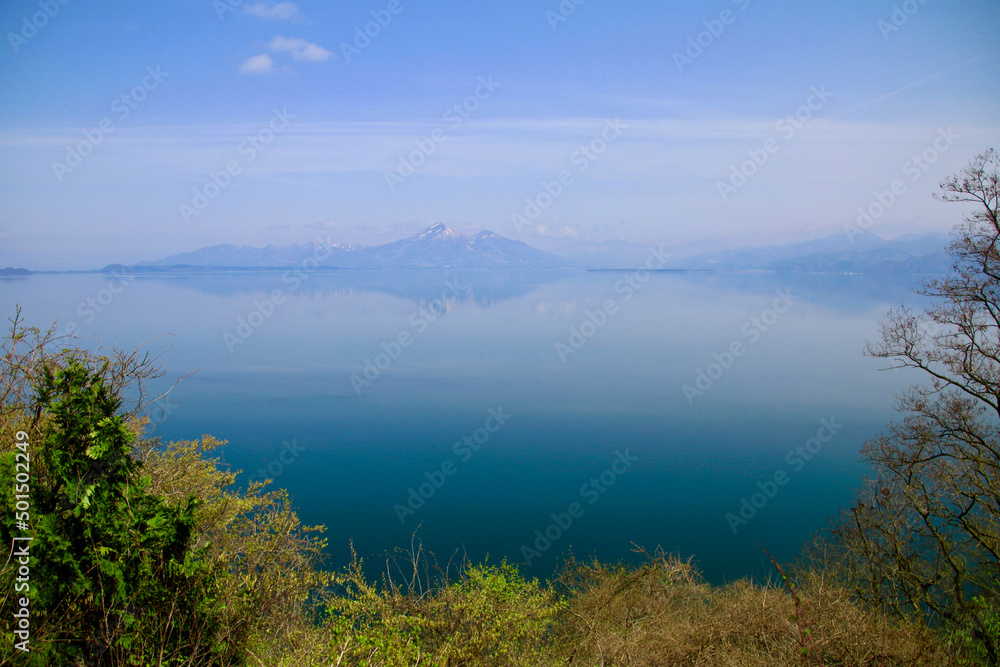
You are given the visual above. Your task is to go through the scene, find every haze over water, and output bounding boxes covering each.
[2,269,929,582]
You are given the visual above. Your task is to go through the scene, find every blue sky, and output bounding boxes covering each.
[1,0,998,269]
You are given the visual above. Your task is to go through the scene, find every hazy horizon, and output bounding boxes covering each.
[1,1,999,270]
[2,221,955,274]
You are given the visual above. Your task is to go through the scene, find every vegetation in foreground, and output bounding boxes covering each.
[1,149,998,665]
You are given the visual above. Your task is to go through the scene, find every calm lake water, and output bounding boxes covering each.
[2,269,931,583]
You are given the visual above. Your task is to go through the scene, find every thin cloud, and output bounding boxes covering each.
[244,2,302,21]
[240,54,275,75]
[268,36,332,62]
[834,56,986,118]
[531,224,580,239]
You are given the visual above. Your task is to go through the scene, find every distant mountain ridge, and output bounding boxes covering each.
[132,224,951,273]
[138,241,358,269]
[139,224,567,270]
[670,230,951,273]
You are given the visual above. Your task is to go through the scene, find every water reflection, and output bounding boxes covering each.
[1,270,933,582]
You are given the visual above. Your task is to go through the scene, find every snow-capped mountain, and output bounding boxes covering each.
[132,224,950,273]
[139,224,568,270]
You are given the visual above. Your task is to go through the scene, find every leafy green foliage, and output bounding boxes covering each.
[0,358,226,665]
[326,552,563,665]
[950,597,1000,666]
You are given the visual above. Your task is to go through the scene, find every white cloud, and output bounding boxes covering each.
[267,36,332,62]
[244,2,301,21]
[240,54,275,75]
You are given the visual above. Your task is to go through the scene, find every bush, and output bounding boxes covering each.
[0,312,332,665]
[950,597,1000,666]
[326,545,563,666]
[0,359,228,665]
[546,549,950,666]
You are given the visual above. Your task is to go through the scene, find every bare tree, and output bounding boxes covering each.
[825,148,1000,661]
[1,305,174,437]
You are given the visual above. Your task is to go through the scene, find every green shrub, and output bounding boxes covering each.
[326,551,563,666]
[950,596,1000,666]
[0,359,228,665]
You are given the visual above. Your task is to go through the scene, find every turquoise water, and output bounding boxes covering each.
[2,270,929,583]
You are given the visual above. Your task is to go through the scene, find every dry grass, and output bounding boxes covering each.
[223,543,962,666]
[541,549,953,667]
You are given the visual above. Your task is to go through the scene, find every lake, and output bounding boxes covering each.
[1,269,930,583]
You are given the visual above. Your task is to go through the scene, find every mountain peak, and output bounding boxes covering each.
[417,223,461,241]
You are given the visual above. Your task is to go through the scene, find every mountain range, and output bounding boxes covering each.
[137,224,566,271]
[126,224,950,274]
[668,230,951,274]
